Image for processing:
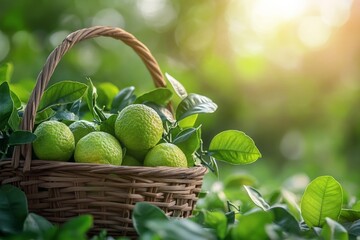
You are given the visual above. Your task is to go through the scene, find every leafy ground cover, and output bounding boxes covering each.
[1,174,360,239]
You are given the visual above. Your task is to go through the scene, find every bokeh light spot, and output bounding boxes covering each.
[280,130,305,161]
[0,31,10,61]
[298,16,332,48]
[92,8,125,28]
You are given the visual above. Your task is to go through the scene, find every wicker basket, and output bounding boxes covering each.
[0,26,207,237]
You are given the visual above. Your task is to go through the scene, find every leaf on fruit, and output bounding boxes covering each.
[38,81,88,113]
[176,93,217,121]
[135,88,173,106]
[208,130,261,165]
[8,131,36,146]
[173,127,201,155]
[0,82,13,130]
[301,176,343,227]
[165,72,187,99]
[110,86,136,113]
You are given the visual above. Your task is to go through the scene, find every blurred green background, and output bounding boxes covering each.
[1,0,359,193]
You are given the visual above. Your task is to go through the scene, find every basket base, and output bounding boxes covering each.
[0,159,207,237]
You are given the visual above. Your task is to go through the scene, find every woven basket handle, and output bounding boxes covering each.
[12,26,167,171]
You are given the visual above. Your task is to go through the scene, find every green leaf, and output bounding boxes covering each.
[86,78,106,122]
[208,156,220,177]
[132,202,168,235]
[339,209,360,223]
[8,131,37,146]
[321,217,348,240]
[208,130,261,165]
[145,218,216,240]
[0,185,28,234]
[269,206,301,234]
[10,90,22,109]
[51,110,78,122]
[96,82,119,110]
[9,79,35,103]
[54,215,93,240]
[0,62,13,83]
[194,210,228,239]
[301,176,343,228]
[281,189,302,221]
[110,86,136,113]
[35,108,56,124]
[135,88,173,106]
[243,185,270,211]
[165,72,188,99]
[8,106,21,130]
[349,219,360,237]
[178,114,198,128]
[0,82,13,129]
[176,93,217,121]
[100,114,117,136]
[38,80,88,113]
[173,127,201,155]
[231,210,274,240]
[23,213,53,235]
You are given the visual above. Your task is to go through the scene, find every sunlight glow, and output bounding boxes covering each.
[227,0,354,70]
[298,16,332,48]
[228,0,352,48]
[251,0,306,34]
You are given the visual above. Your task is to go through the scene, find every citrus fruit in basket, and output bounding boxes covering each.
[74,131,123,165]
[144,143,188,168]
[114,104,163,151]
[33,120,75,161]
[69,120,99,144]
[122,155,142,166]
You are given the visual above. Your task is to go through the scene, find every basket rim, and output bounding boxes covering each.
[1,159,208,177]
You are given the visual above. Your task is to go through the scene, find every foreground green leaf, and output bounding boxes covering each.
[321,217,348,240]
[0,185,28,234]
[348,219,360,237]
[301,176,343,227]
[132,202,168,235]
[145,218,216,240]
[48,215,93,240]
[243,185,270,211]
[269,206,301,234]
[231,210,274,240]
[208,130,261,164]
[23,213,53,236]
[193,210,228,239]
[38,80,87,113]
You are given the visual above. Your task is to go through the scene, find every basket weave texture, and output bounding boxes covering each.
[0,26,207,237]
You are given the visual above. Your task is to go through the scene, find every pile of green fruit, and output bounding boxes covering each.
[1,62,261,173]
